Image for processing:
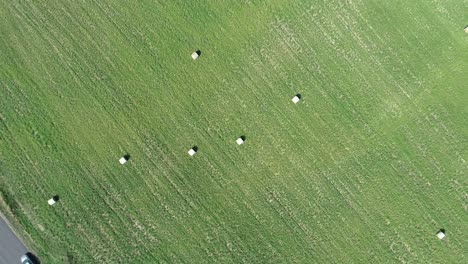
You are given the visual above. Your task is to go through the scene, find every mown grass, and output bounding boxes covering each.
[0,0,467,263]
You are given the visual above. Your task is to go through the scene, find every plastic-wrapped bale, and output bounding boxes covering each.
[48,195,59,206]
[192,50,201,60]
[292,94,301,104]
[188,147,197,156]
[236,136,245,145]
[436,230,446,240]
[119,155,129,165]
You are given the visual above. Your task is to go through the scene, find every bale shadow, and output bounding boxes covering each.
[195,50,201,56]
[192,146,198,152]
[52,195,59,202]
[240,136,246,141]
[295,93,301,99]
[124,154,131,161]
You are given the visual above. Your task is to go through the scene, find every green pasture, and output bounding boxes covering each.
[0,0,466,263]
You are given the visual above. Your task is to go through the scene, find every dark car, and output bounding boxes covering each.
[21,252,39,264]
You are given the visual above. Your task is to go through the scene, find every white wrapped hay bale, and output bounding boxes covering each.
[119,154,130,165]
[436,230,445,240]
[188,147,197,156]
[192,50,201,60]
[292,94,301,104]
[48,195,59,206]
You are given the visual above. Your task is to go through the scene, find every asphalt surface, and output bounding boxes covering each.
[0,215,27,264]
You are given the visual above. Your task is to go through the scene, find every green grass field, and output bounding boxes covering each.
[0,0,467,263]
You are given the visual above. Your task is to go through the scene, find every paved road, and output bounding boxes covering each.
[0,215,27,264]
